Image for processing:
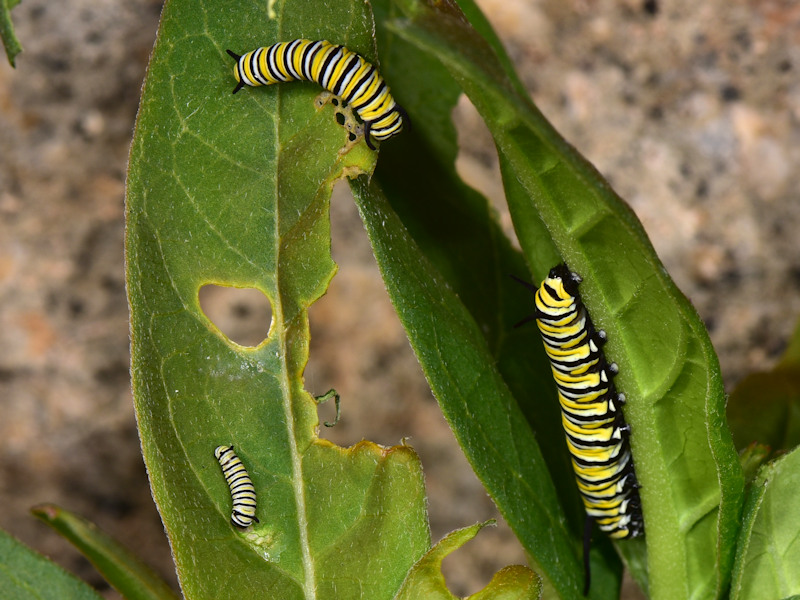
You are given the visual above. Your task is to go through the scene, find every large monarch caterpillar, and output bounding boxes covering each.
[214,445,259,529]
[517,265,643,593]
[226,39,408,150]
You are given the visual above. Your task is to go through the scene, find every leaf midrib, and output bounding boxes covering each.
[272,86,317,600]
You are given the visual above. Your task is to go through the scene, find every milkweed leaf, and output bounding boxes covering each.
[394,522,542,600]
[125,0,430,598]
[358,0,622,596]
[384,0,744,598]
[351,175,615,600]
[728,368,800,452]
[31,504,179,600]
[728,315,800,452]
[0,0,22,67]
[737,443,773,487]
[0,528,103,600]
[730,447,800,599]
[777,316,800,368]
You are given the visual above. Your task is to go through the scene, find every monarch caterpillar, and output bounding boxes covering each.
[226,39,408,150]
[214,445,259,529]
[517,265,643,593]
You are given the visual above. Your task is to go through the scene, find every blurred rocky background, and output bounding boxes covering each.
[1,0,799,597]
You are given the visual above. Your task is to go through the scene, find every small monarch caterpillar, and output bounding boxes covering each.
[226,39,408,150]
[516,265,643,594]
[214,445,259,529]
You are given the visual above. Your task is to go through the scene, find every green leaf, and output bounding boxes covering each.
[777,316,800,368]
[31,504,178,600]
[0,528,103,600]
[728,316,800,452]
[738,443,773,486]
[728,368,800,452]
[125,1,429,598]
[394,522,542,599]
[384,1,744,598]
[0,0,23,67]
[367,0,621,596]
[372,0,582,527]
[351,176,620,600]
[730,447,800,599]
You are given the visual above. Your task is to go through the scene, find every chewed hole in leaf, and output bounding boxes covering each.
[198,284,272,347]
[315,90,362,140]
[439,519,527,597]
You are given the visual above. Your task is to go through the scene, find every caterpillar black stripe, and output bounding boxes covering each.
[226,40,408,150]
[518,264,643,593]
[215,445,259,529]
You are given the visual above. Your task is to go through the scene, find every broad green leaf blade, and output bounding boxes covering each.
[371,0,583,531]
[0,528,103,600]
[126,1,429,598]
[352,176,596,600]
[730,447,800,599]
[394,522,542,600]
[31,504,178,600]
[728,316,800,452]
[368,0,621,595]
[0,0,22,67]
[385,2,744,598]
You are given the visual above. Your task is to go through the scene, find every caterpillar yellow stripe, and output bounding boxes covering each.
[215,445,259,529]
[227,39,408,150]
[515,264,643,594]
[532,265,643,541]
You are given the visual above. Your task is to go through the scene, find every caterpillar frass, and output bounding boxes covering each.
[214,445,259,529]
[226,39,408,150]
[517,265,643,593]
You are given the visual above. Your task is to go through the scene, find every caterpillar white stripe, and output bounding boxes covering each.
[215,445,259,528]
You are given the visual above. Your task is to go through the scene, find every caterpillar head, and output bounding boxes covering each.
[226,50,246,94]
[548,263,582,297]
